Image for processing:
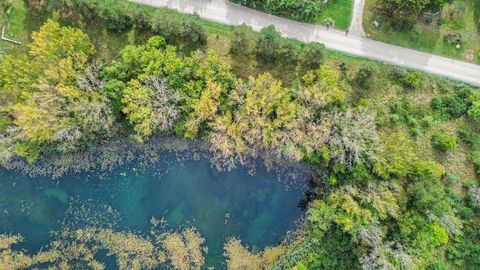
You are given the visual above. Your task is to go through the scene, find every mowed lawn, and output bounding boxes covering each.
[364,0,480,64]
[315,0,353,30]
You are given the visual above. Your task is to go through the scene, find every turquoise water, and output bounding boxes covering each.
[0,157,305,269]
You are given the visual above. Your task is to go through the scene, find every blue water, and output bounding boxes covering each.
[0,157,305,269]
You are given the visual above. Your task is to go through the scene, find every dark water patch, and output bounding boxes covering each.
[0,150,308,269]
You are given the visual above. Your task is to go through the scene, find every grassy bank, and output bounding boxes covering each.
[364,0,480,64]
[315,0,353,29]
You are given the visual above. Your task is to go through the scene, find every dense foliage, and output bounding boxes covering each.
[231,0,323,21]
[1,1,479,270]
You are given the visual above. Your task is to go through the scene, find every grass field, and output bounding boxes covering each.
[315,0,353,30]
[364,0,480,64]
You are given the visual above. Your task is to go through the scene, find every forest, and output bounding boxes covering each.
[0,0,479,269]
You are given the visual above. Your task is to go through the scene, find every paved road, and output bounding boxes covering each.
[131,0,480,86]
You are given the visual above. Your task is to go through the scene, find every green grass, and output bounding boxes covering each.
[315,0,353,30]
[0,0,27,54]
[364,0,480,64]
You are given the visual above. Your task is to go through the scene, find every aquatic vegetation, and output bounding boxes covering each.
[160,227,206,270]
[223,237,286,270]
[0,227,207,270]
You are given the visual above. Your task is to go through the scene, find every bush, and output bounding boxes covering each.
[151,11,181,43]
[180,14,207,49]
[458,130,479,148]
[432,133,458,151]
[131,7,152,31]
[402,71,421,89]
[442,95,468,118]
[431,97,443,110]
[256,25,301,65]
[471,152,480,175]
[98,2,133,31]
[353,65,374,88]
[278,40,301,66]
[467,91,480,119]
[421,116,434,128]
[256,25,283,62]
[230,24,256,56]
[297,42,326,73]
[231,0,322,22]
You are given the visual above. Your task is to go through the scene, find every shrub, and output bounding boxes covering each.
[180,14,207,49]
[431,97,443,110]
[297,42,326,73]
[98,2,133,31]
[432,133,458,151]
[421,116,434,128]
[278,40,301,66]
[442,95,468,118]
[155,15,183,43]
[256,25,283,62]
[402,71,421,89]
[230,24,256,56]
[467,91,480,119]
[353,65,374,88]
[131,7,152,31]
[458,130,479,148]
[443,32,463,46]
[231,0,322,22]
[471,152,480,175]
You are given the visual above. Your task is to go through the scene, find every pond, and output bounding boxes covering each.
[0,155,306,269]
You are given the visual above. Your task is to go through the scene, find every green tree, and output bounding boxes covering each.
[256,25,283,62]
[297,42,326,73]
[353,65,374,88]
[29,19,95,70]
[230,24,256,56]
[121,78,180,142]
[374,132,418,179]
[180,14,207,50]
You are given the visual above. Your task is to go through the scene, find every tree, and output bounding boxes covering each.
[184,81,222,137]
[180,14,207,50]
[2,20,116,161]
[151,10,181,43]
[298,65,345,108]
[0,55,38,104]
[297,42,326,73]
[353,65,374,89]
[209,73,300,169]
[256,25,283,62]
[231,0,322,22]
[326,108,379,167]
[121,77,180,142]
[374,132,418,179]
[29,19,95,70]
[406,160,451,218]
[97,0,133,31]
[230,24,256,56]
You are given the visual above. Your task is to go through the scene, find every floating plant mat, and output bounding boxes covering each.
[0,138,309,269]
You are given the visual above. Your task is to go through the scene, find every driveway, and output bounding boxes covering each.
[131,0,480,86]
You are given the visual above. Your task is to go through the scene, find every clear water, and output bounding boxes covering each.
[0,157,305,269]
